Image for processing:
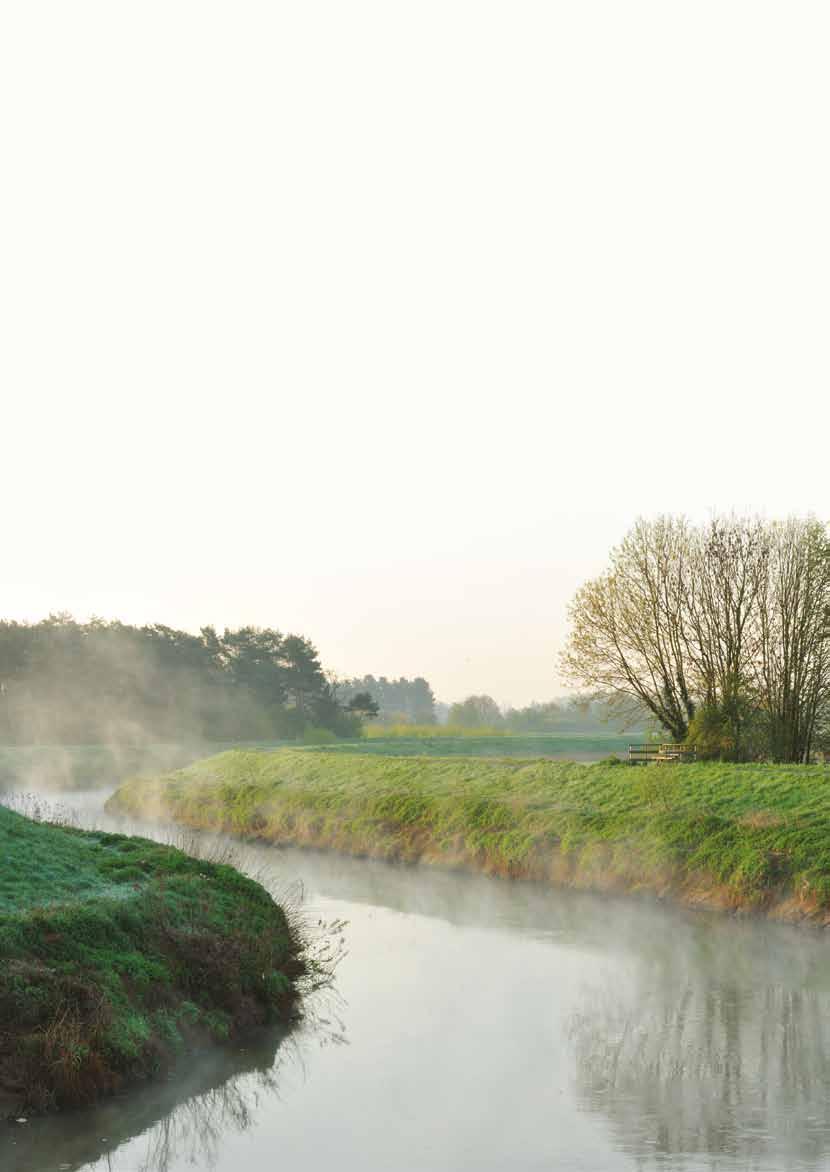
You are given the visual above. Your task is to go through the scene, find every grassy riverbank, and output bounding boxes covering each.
[0,803,305,1114]
[108,749,830,922]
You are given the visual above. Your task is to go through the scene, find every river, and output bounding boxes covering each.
[5,790,830,1172]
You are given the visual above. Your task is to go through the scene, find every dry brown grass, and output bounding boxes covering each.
[738,809,787,830]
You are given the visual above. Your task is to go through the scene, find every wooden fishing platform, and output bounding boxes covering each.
[628,743,696,765]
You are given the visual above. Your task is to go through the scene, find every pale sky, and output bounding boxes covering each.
[2,2,828,707]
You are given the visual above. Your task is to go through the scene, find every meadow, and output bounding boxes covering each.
[0,733,635,793]
[109,748,830,922]
[0,801,304,1112]
[328,732,635,759]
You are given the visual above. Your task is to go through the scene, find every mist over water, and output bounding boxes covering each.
[0,744,213,795]
[4,791,830,1172]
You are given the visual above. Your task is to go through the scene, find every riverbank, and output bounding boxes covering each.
[0,802,305,1114]
[107,749,830,923]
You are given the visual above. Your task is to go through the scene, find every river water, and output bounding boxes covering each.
[5,792,830,1172]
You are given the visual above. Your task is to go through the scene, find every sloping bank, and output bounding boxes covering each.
[107,749,830,925]
[0,802,305,1115]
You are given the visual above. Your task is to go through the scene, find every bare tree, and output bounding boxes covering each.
[561,517,696,741]
[754,518,830,762]
[681,516,769,757]
[562,514,830,760]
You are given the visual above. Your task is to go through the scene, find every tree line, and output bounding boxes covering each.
[0,615,370,744]
[562,515,830,762]
[336,675,437,725]
[446,694,647,733]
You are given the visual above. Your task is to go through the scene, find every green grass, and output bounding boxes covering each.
[0,733,631,794]
[364,723,509,738]
[109,749,830,920]
[0,803,305,1112]
[316,734,636,760]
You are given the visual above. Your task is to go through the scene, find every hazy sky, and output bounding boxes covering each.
[2,2,828,706]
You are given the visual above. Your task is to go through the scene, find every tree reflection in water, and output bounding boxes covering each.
[133,992,347,1172]
[568,921,830,1170]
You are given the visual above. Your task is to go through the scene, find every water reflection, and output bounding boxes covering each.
[273,848,830,1170]
[2,995,346,1172]
[569,934,830,1169]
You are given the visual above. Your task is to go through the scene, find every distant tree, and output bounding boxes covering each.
[337,675,436,724]
[346,691,380,720]
[219,626,286,708]
[448,694,504,728]
[280,634,328,729]
[503,700,562,732]
[409,677,437,723]
[0,615,348,744]
[434,701,451,724]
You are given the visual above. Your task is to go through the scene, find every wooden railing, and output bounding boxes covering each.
[628,743,696,765]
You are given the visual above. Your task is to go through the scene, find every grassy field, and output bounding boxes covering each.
[0,733,637,794]
[364,723,509,737]
[0,801,305,1113]
[321,734,636,760]
[109,748,830,921]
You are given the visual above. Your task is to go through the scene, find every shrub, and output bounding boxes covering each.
[300,724,338,745]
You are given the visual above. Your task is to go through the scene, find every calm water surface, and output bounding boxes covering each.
[5,791,830,1172]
